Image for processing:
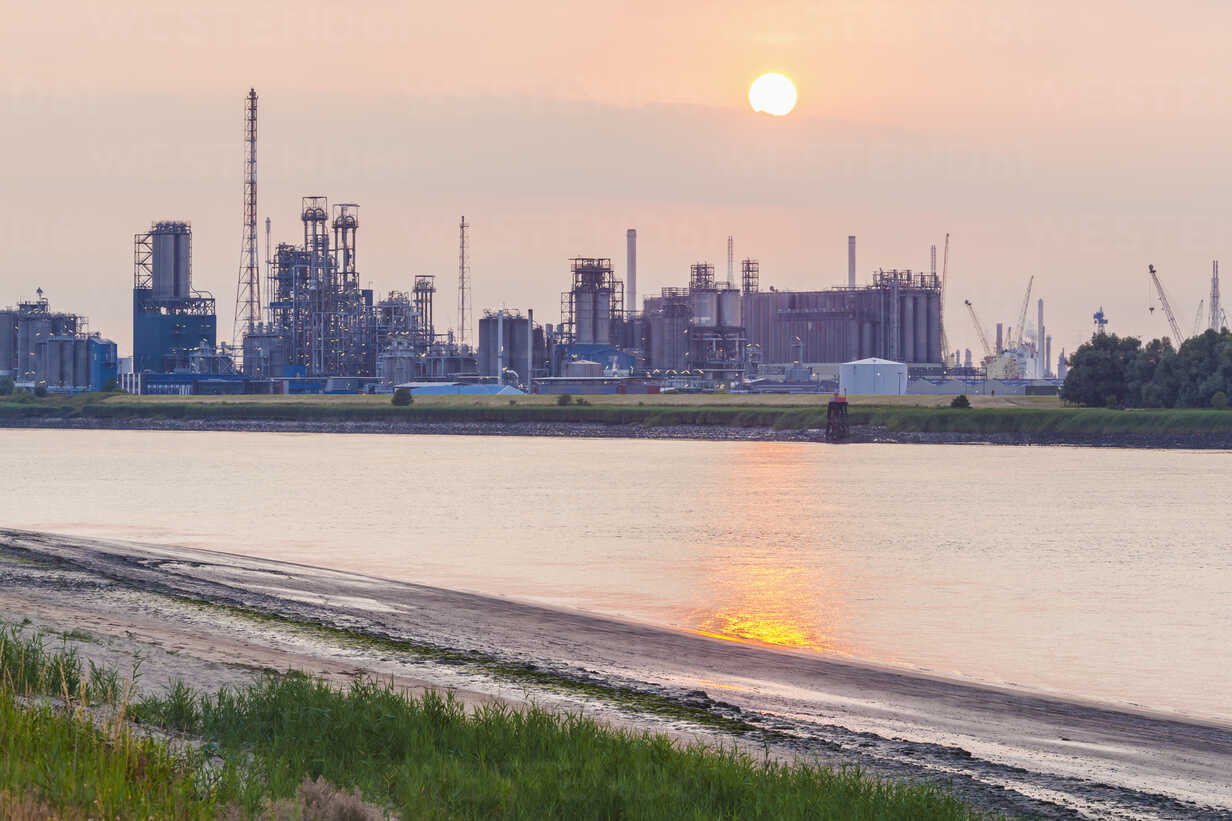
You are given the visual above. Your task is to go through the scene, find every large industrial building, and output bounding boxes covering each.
[1,290,117,392]
[132,221,218,373]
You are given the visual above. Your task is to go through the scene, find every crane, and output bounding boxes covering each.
[1147,264,1184,343]
[1012,275,1034,348]
[1193,299,1206,338]
[964,299,993,360]
[939,234,951,366]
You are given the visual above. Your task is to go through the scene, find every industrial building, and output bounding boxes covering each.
[132,221,218,373]
[477,309,548,386]
[242,197,476,385]
[1,290,116,392]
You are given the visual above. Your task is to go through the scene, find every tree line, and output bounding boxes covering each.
[1061,329,1232,408]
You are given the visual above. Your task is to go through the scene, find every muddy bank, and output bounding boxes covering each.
[2,529,1230,819]
[3,415,1231,449]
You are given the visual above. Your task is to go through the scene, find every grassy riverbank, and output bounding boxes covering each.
[4,391,1232,438]
[0,622,991,820]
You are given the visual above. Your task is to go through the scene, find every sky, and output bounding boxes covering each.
[4,1,1232,357]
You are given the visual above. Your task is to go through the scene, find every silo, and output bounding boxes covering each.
[861,321,874,359]
[915,294,928,363]
[718,289,742,327]
[575,288,595,344]
[44,340,61,387]
[19,316,50,381]
[900,295,915,362]
[692,290,718,327]
[73,339,89,388]
[926,292,941,363]
[151,222,191,299]
[593,290,611,344]
[0,311,16,375]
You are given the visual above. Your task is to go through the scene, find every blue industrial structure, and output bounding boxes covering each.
[132,221,217,372]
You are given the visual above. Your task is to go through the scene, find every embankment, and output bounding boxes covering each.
[5,396,1232,447]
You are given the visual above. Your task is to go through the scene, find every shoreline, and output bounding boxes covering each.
[2,528,1230,819]
[5,415,1232,448]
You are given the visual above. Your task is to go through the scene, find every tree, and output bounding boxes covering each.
[391,387,413,406]
[100,377,119,393]
[950,394,970,408]
[33,381,48,398]
[556,393,573,406]
[1061,333,1141,407]
[0,376,13,396]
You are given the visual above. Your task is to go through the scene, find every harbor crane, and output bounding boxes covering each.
[1013,275,1034,348]
[1147,265,1184,343]
[939,233,951,366]
[964,299,994,360]
[1193,299,1206,338]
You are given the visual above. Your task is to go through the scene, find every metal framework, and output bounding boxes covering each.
[458,216,471,347]
[560,258,623,344]
[741,259,759,295]
[233,89,260,348]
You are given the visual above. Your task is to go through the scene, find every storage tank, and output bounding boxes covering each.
[926,292,942,363]
[0,311,16,376]
[18,316,50,380]
[718,289,742,327]
[73,339,89,388]
[593,290,611,344]
[691,290,718,327]
[151,222,191,299]
[574,289,595,344]
[900,295,915,362]
[914,294,928,363]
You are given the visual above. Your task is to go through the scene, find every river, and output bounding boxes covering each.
[2,428,1228,722]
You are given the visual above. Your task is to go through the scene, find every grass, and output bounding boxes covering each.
[0,618,999,820]
[3,390,1231,439]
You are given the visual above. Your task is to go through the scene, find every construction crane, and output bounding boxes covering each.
[1147,264,1184,343]
[1012,275,1034,348]
[1193,299,1206,338]
[939,234,951,366]
[964,299,993,360]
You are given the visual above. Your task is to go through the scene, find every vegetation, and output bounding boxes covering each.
[32,381,48,398]
[0,376,12,395]
[1062,329,1232,408]
[0,620,993,820]
[950,394,971,409]
[556,392,573,406]
[390,387,412,406]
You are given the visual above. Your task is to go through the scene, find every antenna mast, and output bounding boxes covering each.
[458,216,471,346]
[233,88,260,347]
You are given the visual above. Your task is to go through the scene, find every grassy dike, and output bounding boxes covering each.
[4,391,1232,438]
[0,622,994,820]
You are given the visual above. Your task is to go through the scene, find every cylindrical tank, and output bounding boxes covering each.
[593,290,611,345]
[0,311,16,375]
[900,295,915,362]
[691,290,718,327]
[926,292,941,363]
[847,318,860,361]
[575,288,595,344]
[151,222,191,299]
[915,294,928,364]
[718,289,741,327]
[73,339,89,388]
[20,317,50,380]
[861,321,874,359]
[45,340,62,386]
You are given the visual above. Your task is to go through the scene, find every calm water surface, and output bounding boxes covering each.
[3,429,1229,721]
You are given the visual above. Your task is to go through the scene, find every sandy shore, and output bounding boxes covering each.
[2,529,1229,820]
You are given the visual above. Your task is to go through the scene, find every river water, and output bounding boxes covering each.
[2,428,1228,722]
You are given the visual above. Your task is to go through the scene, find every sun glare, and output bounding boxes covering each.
[749,73,797,116]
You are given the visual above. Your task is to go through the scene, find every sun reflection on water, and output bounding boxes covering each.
[689,442,845,653]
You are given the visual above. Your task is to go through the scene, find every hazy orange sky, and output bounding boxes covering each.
[5,1,1232,356]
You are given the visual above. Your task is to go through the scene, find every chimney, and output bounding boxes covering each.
[626,229,637,313]
[995,322,1004,354]
[1037,298,1045,376]
[847,236,856,288]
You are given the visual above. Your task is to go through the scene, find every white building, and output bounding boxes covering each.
[839,357,908,395]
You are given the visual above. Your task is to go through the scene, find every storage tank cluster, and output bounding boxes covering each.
[0,291,117,391]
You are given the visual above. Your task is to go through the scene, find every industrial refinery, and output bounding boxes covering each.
[12,87,1192,399]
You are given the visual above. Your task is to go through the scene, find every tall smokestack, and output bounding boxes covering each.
[847,236,856,288]
[1046,335,1052,378]
[995,322,1003,354]
[1037,298,1045,377]
[626,229,637,313]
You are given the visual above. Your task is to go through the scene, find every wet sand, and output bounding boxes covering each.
[2,529,1229,820]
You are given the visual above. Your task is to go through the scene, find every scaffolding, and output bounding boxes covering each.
[559,258,623,344]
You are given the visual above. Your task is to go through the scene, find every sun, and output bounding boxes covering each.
[749,73,797,116]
